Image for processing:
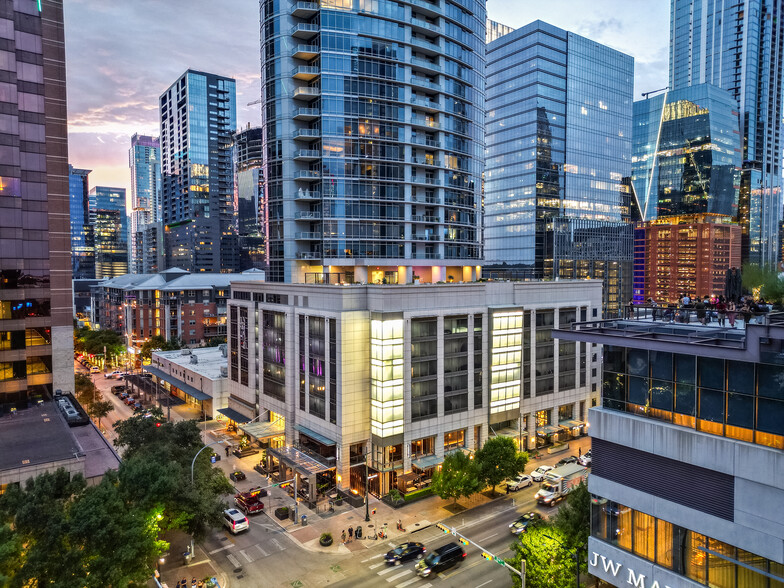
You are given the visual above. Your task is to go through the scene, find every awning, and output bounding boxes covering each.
[217,407,251,423]
[536,424,562,435]
[559,419,585,429]
[268,445,334,475]
[242,420,285,439]
[490,426,527,438]
[295,424,336,446]
[412,454,443,470]
[144,365,210,401]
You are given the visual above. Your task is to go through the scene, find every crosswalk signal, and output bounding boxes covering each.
[436,523,450,534]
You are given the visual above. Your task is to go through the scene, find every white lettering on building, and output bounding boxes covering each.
[589,550,673,588]
[628,569,646,588]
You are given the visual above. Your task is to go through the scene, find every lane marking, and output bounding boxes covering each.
[388,542,397,547]
[271,538,284,551]
[239,549,253,563]
[377,566,400,576]
[386,569,412,583]
[362,553,386,563]
[395,578,421,588]
[227,554,241,568]
[369,562,386,570]
[255,544,269,557]
[475,581,493,588]
[207,544,233,555]
[476,532,498,542]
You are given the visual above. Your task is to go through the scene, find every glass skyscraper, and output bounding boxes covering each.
[632,84,741,221]
[89,186,128,279]
[260,0,485,283]
[159,70,238,273]
[69,165,94,279]
[234,126,266,271]
[670,0,784,266]
[484,21,634,315]
[129,134,161,274]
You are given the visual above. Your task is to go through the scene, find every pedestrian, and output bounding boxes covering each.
[727,299,737,328]
[579,447,582,457]
[225,445,230,457]
[341,529,346,544]
[348,526,353,542]
[717,296,727,327]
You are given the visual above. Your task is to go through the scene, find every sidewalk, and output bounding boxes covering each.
[155,530,229,588]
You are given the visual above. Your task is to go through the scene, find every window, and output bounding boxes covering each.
[444,429,465,450]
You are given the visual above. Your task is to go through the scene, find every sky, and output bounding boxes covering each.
[64,0,670,196]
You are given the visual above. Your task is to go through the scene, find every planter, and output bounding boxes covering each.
[274,507,289,520]
[333,498,343,506]
[319,534,333,547]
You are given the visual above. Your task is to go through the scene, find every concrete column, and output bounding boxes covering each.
[398,266,410,284]
[355,266,368,284]
[462,265,476,283]
[526,413,535,451]
[432,266,447,282]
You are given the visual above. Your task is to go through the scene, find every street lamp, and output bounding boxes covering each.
[543,533,584,588]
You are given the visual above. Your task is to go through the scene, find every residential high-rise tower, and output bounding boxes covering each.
[260,0,485,283]
[0,0,73,409]
[69,165,94,279]
[159,70,238,273]
[670,0,784,266]
[129,134,161,274]
[234,125,265,271]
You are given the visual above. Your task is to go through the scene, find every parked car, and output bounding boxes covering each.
[530,465,554,482]
[222,509,249,534]
[132,402,143,412]
[504,474,533,492]
[385,542,426,565]
[509,512,543,535]
[416,543,465,577]
[230,470,247,482]
[106,371,121,379]
[118,392,129,401]
[578,450,592,467]
[90,366,100,374]
[555,456,578,468]
[111,385,126,395]
[124,396,136,406]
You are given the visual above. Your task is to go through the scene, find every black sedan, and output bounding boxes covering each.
[385,542,426,565]
[555,455,578,468]
[508,512,543,535]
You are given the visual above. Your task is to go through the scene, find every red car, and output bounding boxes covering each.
[234,487,267,514]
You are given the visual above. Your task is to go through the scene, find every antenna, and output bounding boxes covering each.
[641,86,669,99]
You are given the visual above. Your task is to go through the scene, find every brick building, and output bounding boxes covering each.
[91,268,265,351]
[633,214,741,304]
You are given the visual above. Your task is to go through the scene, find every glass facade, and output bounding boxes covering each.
[128,134,161,274]
[69,166,94,279]
[259,0,485,282]
[484,21,634,316]
[370,316,404,438]
[631,84,741,221]
[591,500,784,588]
[669,0,783,267]
[602,345,784,449]
[89,186,128,279]
[233,126,266,270]
[159,70,238,273]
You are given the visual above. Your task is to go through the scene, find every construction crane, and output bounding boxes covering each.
[641,87,669,99]
[247,99,262,106]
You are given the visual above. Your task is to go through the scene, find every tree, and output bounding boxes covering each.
[77,328,125,365]
[475,436,528,495]
[88,399,114,429]
[430,451,480,504]
[507,523,574,588]
[74,372,97,410]
[742,262,784,304]
[204,336,226,347]
[553,482,590,552]
[140,335,182,361]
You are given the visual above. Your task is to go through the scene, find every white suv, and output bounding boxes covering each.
[530,465,554,482]
[222,508,249,534]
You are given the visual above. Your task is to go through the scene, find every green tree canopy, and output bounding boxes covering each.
[77,328,125,363]
[74,372,96,409]
[553,482,590,552]
[507,523,575,588]
[742,262,784,304]
[430,450,480,504]
[475,436,528,494]
[139,335,182,360]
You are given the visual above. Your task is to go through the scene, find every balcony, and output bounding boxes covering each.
[293,44,319,60]
[409,0,441,17]
[291,23,320,40]
[410,17,441,34]
[412,194,440,204]
[411,156,441,167]
[411,116,439,129]
[294,128,321,141]
[411,175,441,186]
[411,97,440,111]
[294,210,322,220]
[410,36,441,54]
[297,251,322,260]
[295,232,322,240]
[412,215,440,223]
[292,66,320,81]
[294,149,321,161]
[294,107,320,121]
[411,233,440,241]
[293,86,321,101]
[292,1,319,18]
[412,251,441,259]
[411,136,441,148]
[410,76,441,92]
[411,56,441,73]
[294,170,321,181]
[295,189,321,200]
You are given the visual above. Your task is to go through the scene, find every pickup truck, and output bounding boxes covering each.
[535,463,588,506]
[234,487,267,514]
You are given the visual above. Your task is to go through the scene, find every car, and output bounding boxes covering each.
[90,366,100,374]
[578,450,592,467]
[234,488,267,514]
[107,370,123,379]
[530,465,554,482]
[132,402,144,412]
[416,542,465,577]
[385,542,426,565]
[555,456,578,468]
[508,512,543,535]
[505,474,533,492]
[111,385,126,395]
[222,508,249,534]
[118,392,129,400]
[230,470,246,482]
[124,396,136,406]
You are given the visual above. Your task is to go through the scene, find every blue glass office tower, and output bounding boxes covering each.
[484,21,634,315]
[260,0,485,283]
[129,134,161,274]
[632,84,742,221]
[89,186,128,279]
[670,0,784,266]
[234,126,266,270]
[159,70,238,273]
[69,165,94,279]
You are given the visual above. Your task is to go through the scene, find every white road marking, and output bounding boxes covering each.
[474,581,493,588]
[362,553,386,563]
[255,544,269,557]
[386,569,413,583]
[271,538,284,551]
[239,549,253,563]
[476,532,498,542]
[207,544,233,555]
[396,578,423,588]
[377,566,400,576]
[369,561,386,570]
[388,541,397,547]
[227,554,241,568]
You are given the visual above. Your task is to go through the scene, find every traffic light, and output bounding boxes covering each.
[436,523,450,534]
[481,552,493,561]
[458,537,469,546]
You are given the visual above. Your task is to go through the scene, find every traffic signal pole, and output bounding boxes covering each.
[435,523,525,587]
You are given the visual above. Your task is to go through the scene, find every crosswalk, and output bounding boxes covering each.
[223,538,288,568]
[360,553,432,588]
